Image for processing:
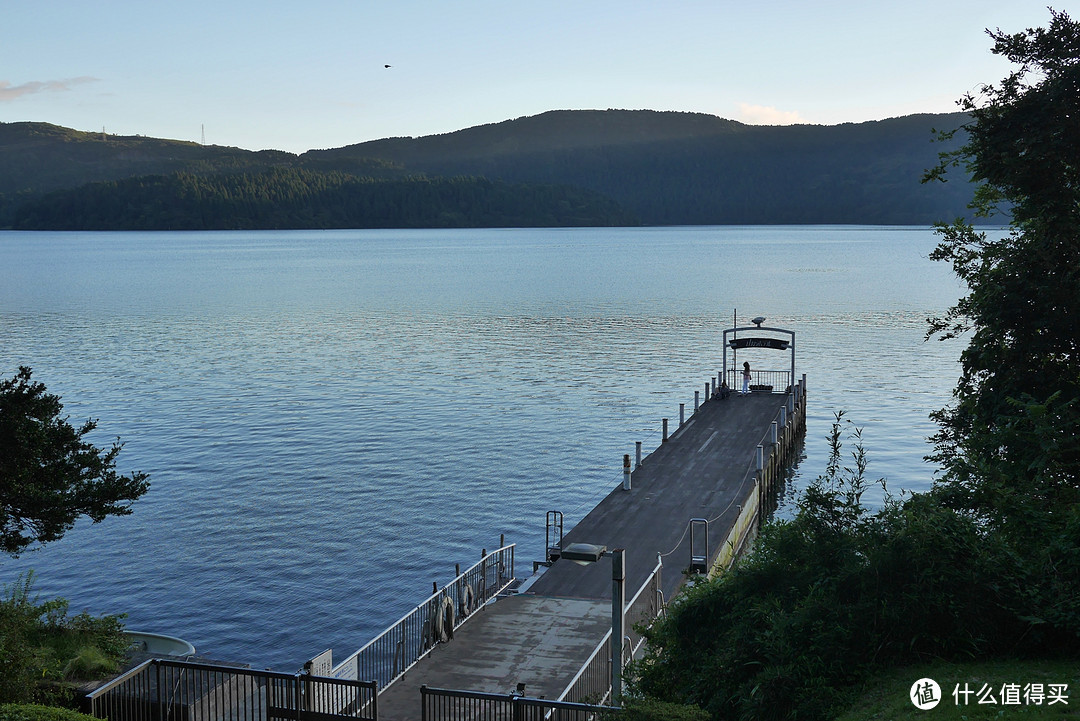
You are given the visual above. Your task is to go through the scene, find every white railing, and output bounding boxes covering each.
[556,557,664,706]
[330,544,515,694]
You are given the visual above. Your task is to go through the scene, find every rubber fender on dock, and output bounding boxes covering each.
[459,583,476,618]
[433,595,456,643]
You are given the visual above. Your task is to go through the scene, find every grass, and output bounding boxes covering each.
[835,658,1080,720]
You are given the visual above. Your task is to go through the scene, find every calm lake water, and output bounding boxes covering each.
[0,226,978,671]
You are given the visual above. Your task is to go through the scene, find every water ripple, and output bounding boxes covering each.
[0,226,987,670]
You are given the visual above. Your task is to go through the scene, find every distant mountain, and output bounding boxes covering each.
[0,110,979,229]
[307,110,978,225]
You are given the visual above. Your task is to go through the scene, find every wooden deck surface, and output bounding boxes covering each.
[528,390,786,602]
[375,390,791,719]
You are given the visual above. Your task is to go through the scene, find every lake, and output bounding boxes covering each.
[0,225,976,671]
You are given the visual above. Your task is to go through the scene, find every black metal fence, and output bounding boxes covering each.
[85,659,377,721]
[420,686,618,721]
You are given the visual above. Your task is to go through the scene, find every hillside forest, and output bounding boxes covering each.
[0,110,978,230]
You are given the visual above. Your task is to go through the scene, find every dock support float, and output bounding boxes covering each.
[710,374,808,575]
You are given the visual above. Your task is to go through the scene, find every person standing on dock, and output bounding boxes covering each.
[741,361,751,395]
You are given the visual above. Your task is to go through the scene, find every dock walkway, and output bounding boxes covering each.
[375,389,799,720]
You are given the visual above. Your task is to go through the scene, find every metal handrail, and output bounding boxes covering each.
[715,375,805,570]
[553,376,808,706]
[335,544,516,694]
[556,557,663,705]
[86,658,378,721]
[84,658,155,702]
[420,685,619,721]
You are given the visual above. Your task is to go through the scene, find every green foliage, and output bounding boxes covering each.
[11,168,636,230]
[0,367,150,557]
[617,697,710,721]
[0,573,129,705]
[0,705,100,721]
[60,647,118,682]
[924,10,1080,549]
[631,14,1080,719]
[922,12,1080,652]
[629,415,1078,721]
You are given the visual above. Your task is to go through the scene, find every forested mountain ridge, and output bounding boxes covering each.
[304,110,747,164]
[310,110,977,225]
[0,109,978,229]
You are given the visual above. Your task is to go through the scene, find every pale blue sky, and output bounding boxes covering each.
[0,1,1059,154]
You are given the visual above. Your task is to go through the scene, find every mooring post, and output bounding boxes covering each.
[623,454,632,490]
[756,445,766,524]
[704,382,710,402]
[780,405,787,429]
[694,390,700,412]
[636,441,642,468]
[771,421,778,446]
[679,403,685,427]
[662,418,669,442]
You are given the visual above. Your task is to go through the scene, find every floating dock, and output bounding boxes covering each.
[84,324,807,721]
[372,323,806,720]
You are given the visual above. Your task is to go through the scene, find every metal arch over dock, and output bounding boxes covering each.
[372,331,806,719]
[724,320,796,395]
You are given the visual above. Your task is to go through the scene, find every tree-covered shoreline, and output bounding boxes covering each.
[630,10,1080,720]
[11,168,636,230]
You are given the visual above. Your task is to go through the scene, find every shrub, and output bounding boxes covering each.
[0,573,128,705]
[629,414,1078,720]
[618,697,710,721]
[0,704,99,721]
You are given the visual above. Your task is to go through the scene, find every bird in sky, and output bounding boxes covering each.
[384,64,391,68]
